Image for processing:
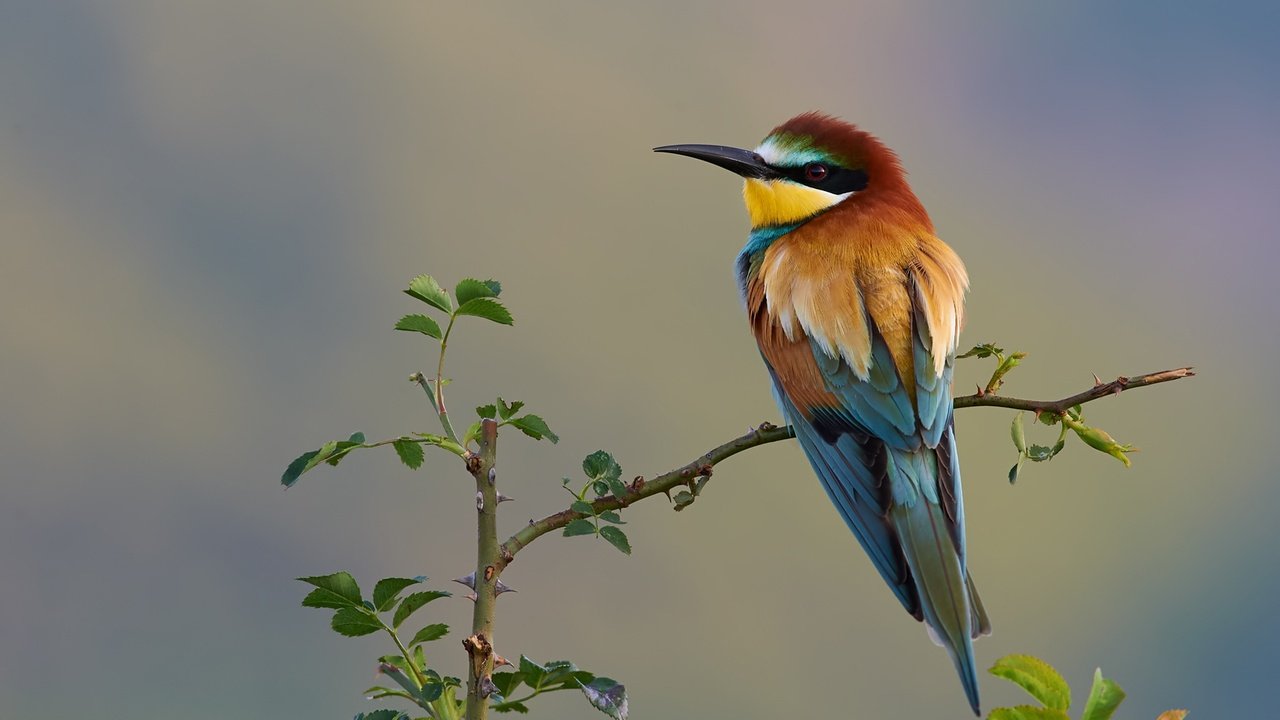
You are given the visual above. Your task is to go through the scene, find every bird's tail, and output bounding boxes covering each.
[888,446,985,716]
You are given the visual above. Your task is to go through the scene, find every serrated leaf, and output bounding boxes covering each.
[419,676,444,702]
[395,314,443,339]
[496,397,525,420]
[563,519,597,537]
[393,439,425,470]
[519,656,547,689]
[1036,411,1062,426]
[508,414,558,443]
[578,677,628,720]
[492,701,529,713]
[672,490,695,509]
[541,660,582,686]
[393,590,451,628]
[1012,414,1027,453]
[989,655,1071,711]
[354,711,411,720]
[958,343,1003,359]
[1080,668,1126,720]
[456,278,501,306]
[1026,444,1055,462]
[988,707,1072,720]
[598,510,624,524]
[571,500,595,515]
[599,526,631,555]
[331,607,382,637]
[373,577,422,612]
[456,297,513,325]
[299,572,363,608]
[408,623,449,646]
[491,671,524,697]
[583,450,624,496]
[476,404,497,420]
[406,275,452,313]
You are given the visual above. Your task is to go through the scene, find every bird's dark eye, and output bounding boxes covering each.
[803,163,828,182]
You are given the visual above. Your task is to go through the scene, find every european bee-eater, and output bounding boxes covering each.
[656,113,990,714]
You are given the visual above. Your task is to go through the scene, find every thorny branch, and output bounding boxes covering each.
[497,365,1194,568]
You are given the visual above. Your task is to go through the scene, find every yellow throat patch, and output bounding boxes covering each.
[742,178,845,228]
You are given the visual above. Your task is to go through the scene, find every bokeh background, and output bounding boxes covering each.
[3,2,1277,718]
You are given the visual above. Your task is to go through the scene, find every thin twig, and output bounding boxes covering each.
[953,367,1195,413]
[498,365,1194,567]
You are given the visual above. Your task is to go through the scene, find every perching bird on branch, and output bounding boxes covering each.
[656,113,990,714]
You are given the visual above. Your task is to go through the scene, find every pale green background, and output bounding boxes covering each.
[3,2,1277,718]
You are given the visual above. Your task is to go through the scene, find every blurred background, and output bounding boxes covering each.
[2,2,1277,718]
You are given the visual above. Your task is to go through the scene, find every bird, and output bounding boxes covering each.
[655,112,990,714]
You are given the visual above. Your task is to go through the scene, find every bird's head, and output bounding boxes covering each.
[655,112,910,230]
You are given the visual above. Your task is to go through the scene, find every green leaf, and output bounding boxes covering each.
[598,510,624,524]
[571,500,595,515]
[958,343,1003,359]
[541,660,584,686]
[599,526,631,555]
[456,297,513,325]
[1036,411,1062,426]
[331,607,382,637]
[373,577,422,612]
[508,414,559,443]
[326,432,368,467]
[1008,460,1022,485]
[519,655,547,689]
[1012,414,1027,453]
[1026,444,1055,462]
[989,655,1071,711]
[361,685,416,702]
[582,450,624,496]
[395,313,443,339]
[299,572,363,608]
[491,671,524,697]
[563,519,597,537]
[281,448,322,487]
[456,278,501,306]
[419,674,444,702]
[578,677,628,720]
[393,590,451,629]
[1071,424,1135,467]
[408,623,450,646]
[354,711,411,720]
[672,490,695,510]
[406,275,453,313]
[492,701,529,714]
[476,404,498,420]
[496,397,525,420]
[988,707,1071,720]
[393,439,425,470]
[1080,668,1127,720]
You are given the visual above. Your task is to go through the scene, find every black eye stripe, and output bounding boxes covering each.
[775,164,869,194]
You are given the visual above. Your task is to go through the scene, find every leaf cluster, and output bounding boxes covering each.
[958,344,1137,483]
[1007,406,1136,483]
[299,572,463,720]
[472,397,558,445]
[560,450,632,555]
[986,654,1185,720]
[490,657,627,719]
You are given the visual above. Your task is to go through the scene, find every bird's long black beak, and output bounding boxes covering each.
[653,144,777,179]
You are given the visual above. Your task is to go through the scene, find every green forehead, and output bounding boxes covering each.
[756,132,851,167]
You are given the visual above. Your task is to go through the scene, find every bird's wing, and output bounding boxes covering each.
[749,240,968,611]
